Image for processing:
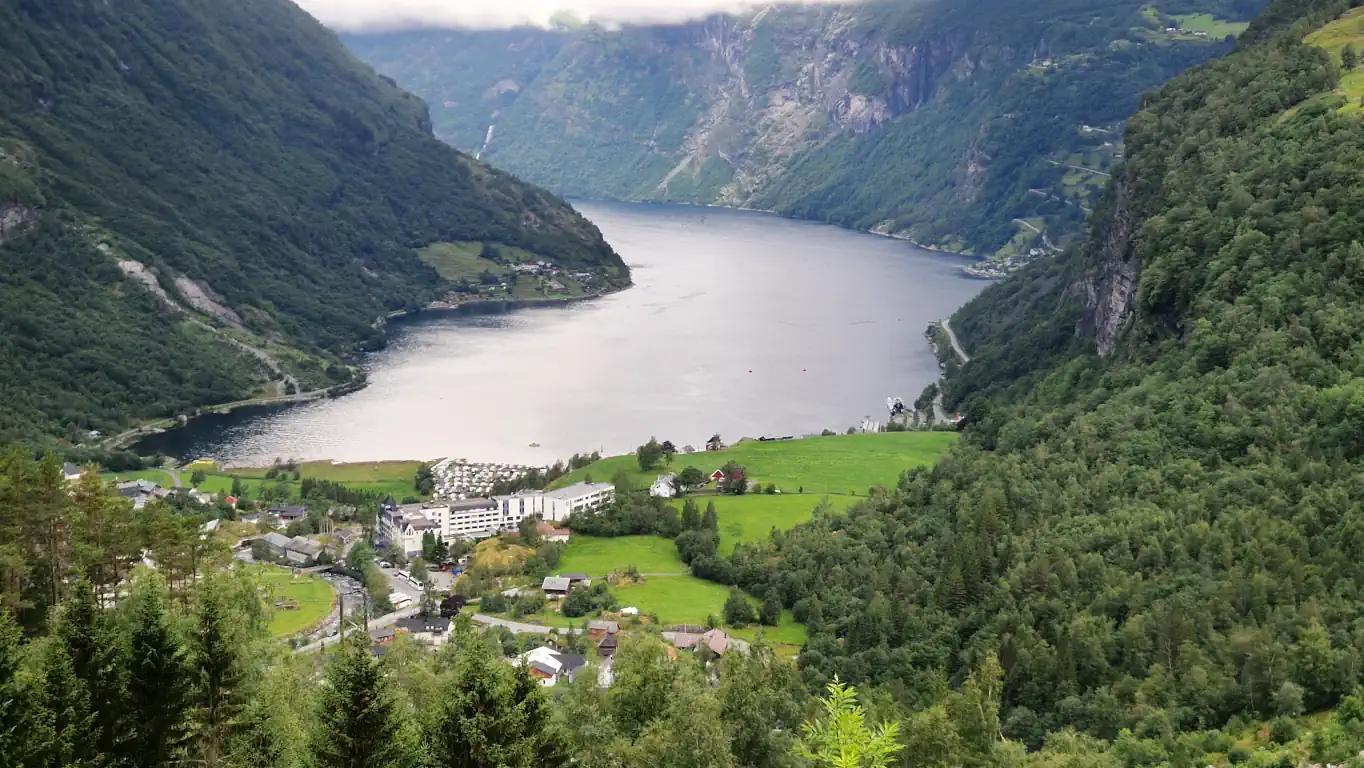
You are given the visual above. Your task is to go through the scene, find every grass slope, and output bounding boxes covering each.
[704,494,854,555]
[1305,7,1364,115]
[553,432,958,495]
[556,535,686,575]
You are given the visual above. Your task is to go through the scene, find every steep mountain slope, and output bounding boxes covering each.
[709,0,1364,756]
[0,0,626,444]
[345,0,1261,259]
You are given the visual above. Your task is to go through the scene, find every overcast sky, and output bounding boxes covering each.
[293,0,841,31]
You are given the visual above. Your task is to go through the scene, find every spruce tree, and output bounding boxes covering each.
[702,501,719,532]
[191,579,244,768]
[54,580,127,762]
[310,632,411,768]
[34,637,97,768]
[125,576,192,767]
[681,498,701,530]
[430,627,563,767]
[0,610,42,768]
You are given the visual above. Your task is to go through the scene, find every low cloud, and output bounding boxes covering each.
[294,0,842,32]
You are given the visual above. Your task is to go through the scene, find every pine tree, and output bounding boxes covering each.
[191,580,244,768]
[310,632,411,768]
[681,498,701,530]
[703,501,719,532]
[54,580,127,762]
[0,610,42,768]
[124,576,192,767]
[1343,43,1358,70]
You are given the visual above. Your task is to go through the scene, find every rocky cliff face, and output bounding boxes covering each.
[1082,168,1142,356]
[345,0,1252,255]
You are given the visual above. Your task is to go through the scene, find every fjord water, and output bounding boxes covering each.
[141,202,985,466]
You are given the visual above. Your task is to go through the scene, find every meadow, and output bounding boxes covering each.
[103,459,422,501]
[551,431,958,495]
[555,535,686,576]
[253,565,335,638]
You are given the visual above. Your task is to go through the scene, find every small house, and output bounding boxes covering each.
[285,536,323,566]
[535,521,571,543]
[596,634,619,658]
[62,462,83,483]
[587,620,619,638]
[395,614,452,646]
[701,628,729,656]
[709,469,725,484]
[649,473,676,498]
[370,627,397,645]
[263,532,293,556]
[561,573,592,586]
[514,646,587,687]
[239,511,261,524]
[541,576,571,599]
[271,504,308,523]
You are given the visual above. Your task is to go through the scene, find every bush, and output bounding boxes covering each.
[723,589,756,627]
[1227,745,1252,765]
[1269,717,1299,745]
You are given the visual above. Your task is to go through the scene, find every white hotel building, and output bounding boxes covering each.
[377,482,614,556]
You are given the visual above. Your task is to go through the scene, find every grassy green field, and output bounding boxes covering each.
[254,566,335,638]
[611,575,731,625]
[552,432,958,495]
[556,535,687,576]
[702,494,853,554]
[1306,8,1364,116]
[1172,12,1249,37]
[107,460,422,501]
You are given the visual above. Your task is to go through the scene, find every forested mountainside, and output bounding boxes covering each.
[345,0,1261,258]
[0,0,625,445]
[715,0,1364,760]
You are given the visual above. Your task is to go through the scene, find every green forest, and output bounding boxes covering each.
[13,0,1364,764]
[0,0,626,445]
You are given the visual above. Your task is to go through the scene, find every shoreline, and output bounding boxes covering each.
[123,286,625,455]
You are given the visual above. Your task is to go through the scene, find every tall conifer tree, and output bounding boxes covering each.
[310,632,411,768]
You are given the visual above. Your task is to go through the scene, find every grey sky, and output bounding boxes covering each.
[293,0,842,31]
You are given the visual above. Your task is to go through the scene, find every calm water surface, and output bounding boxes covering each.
[140,202,986,465]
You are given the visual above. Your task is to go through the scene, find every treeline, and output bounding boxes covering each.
[0,448,228,629]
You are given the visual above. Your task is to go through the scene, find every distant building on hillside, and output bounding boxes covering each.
[650,474,676,498]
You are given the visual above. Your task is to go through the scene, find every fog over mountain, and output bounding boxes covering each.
[292,0,848,30]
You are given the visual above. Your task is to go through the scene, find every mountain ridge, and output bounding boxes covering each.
[345,0,1261,261]
[0,0,627,445]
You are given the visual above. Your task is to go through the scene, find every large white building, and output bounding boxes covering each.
[543,482,615,521]
[493,482,615,524]
[377,482,614,554]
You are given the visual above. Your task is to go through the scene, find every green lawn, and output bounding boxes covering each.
[254,566,335,638]
[1171,12,1249,37]
[731,611,808,647]
[556,535,686,576]
[552,432,958,495]
[611,575,732,626]
[105,460,422,501]
[698,494,854,555]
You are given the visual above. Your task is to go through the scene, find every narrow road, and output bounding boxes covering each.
[295,605,420,653]
[941,318,971,364]
[1045,159,1111,177]
[472,614,582,634]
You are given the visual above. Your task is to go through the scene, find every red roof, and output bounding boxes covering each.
[710,469,725,481]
